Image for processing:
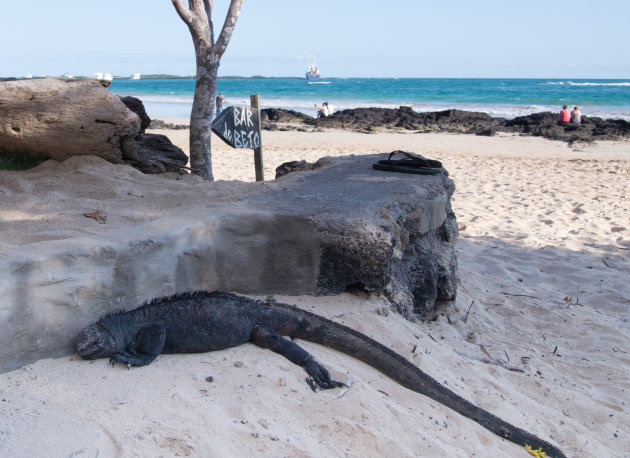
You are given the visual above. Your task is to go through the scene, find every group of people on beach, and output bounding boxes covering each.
[560,105,581,124]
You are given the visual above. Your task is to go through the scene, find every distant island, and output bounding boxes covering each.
[123,75,295,80]
[1,74,304,81]
[118,74,286,80]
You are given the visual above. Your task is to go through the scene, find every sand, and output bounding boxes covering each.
[1,121,629,457]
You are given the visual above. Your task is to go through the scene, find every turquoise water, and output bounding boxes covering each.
[110,78,630,120]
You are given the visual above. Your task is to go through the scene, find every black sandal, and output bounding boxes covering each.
[373,150,447,175]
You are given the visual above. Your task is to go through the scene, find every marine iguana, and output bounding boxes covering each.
[76,291,566,457]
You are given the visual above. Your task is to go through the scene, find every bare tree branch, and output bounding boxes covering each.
[171,0,194,25]
[213,0,243,58]
[203,0,215,45]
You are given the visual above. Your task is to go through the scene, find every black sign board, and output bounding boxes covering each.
[212,106,261,149]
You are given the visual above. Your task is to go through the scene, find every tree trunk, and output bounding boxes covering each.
[190,55,218,179]
[172,0,243,180]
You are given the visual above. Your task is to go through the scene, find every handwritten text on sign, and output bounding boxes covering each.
[212,106,260,149]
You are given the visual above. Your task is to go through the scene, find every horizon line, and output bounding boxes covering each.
[3,74,630,81]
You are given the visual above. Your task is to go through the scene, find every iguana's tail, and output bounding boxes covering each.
[277,302,567,458]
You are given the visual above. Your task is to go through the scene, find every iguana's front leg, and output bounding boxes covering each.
[250,323,345,390]
[110,324,166,367]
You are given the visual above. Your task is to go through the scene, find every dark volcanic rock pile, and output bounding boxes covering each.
[259,107,629,144]
[504,112,630,144]
[260,108,313,124]
[314,107,502,133]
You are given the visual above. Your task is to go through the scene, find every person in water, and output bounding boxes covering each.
[559,105,571,123]
[571,106,581,124]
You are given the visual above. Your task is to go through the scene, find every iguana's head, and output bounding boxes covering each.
[76,324,116,359]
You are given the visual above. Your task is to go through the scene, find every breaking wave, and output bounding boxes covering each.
[543,81,630,87]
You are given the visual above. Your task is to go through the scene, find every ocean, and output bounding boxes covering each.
[109,78,630,121]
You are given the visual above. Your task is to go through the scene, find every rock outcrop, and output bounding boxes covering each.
[313,107,501,133]
[120,96,188,173]
[149,118,189,130]
[130,133,189,173]
[271,156,457,317]
[505,111,630,144]
[120,95,151,133]
[256,107,630,143]
[0,153,457,372]
[261,108,313,124]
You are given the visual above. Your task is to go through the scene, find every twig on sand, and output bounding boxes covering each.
[603,257,630,272]
[479,345,493,360]
[456,350,525,373]
[500,292,539,299]
[422,330,437,342]
[462,300,475,323]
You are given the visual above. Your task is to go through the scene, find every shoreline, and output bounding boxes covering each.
[107,77,630,121]
[138,99,630,123]
[145,103,630,146]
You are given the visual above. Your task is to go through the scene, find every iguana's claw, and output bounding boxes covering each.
[306,377,318,392]
[109,353,134,368]
[304,358,345,391]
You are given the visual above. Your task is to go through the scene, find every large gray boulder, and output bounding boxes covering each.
[0,153,457,372]
[0,78,139,163]
[268,156,457,318]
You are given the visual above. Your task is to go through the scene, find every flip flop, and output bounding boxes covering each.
[373,150,447,175]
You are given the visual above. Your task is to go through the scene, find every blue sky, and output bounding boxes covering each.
[1,0,629,78]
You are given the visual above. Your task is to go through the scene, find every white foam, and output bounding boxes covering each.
[139,94,630,121]
[125,94,194,104]
[542,81,630,87]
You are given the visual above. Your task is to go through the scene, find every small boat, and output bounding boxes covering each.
[61,72,74,79]
[305,58,321,80]
[130,72,141,80]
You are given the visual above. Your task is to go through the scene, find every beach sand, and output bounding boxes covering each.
[1,121,629,457]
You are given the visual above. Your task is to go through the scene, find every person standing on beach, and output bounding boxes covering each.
[560,105,571,123]
[215,93,225,115]
[571,106,582,124]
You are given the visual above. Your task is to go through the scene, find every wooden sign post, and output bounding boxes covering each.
[250,94,264,181]
[211,95,264,181]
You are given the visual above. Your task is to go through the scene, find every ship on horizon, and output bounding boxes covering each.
[305,57,321,80]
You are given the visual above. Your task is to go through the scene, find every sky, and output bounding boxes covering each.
[1,0,629,79]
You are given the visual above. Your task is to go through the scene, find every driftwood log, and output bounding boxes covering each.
[0,78,187,173]
[0,78,138,163]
